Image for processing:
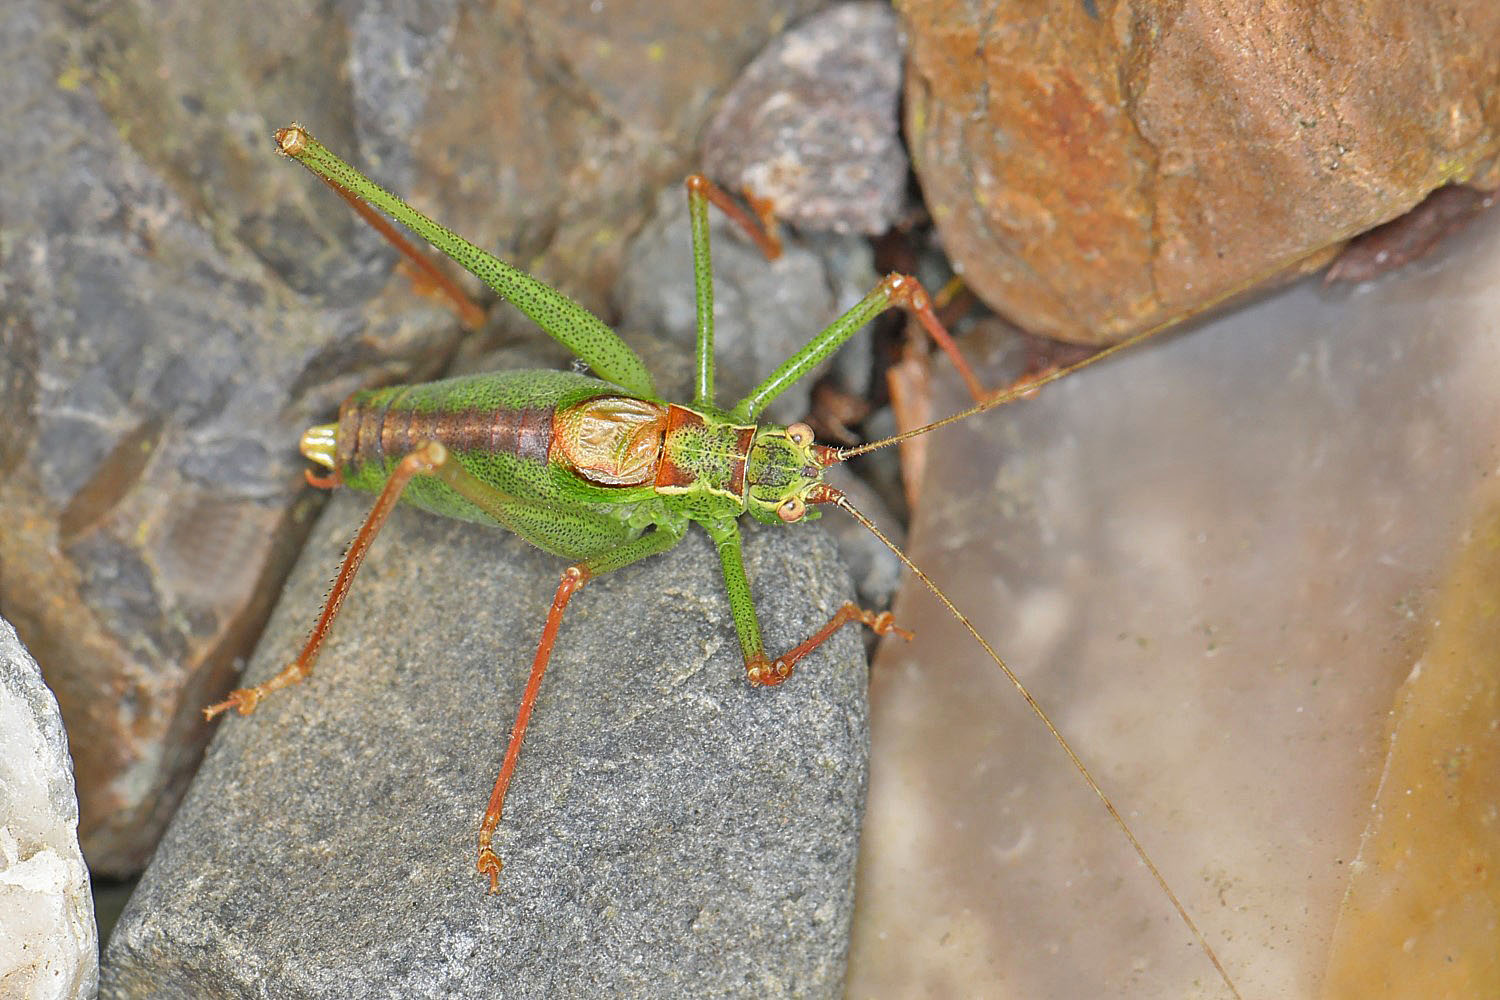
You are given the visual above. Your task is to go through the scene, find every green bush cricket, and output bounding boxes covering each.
[202,125,1242,999]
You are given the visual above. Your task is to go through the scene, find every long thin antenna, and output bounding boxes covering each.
[838,255,1315,462]
[838,321,1160,460]
[832,490,1244,1000]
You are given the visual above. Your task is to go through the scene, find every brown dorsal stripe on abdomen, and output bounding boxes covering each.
[349,401,555,469]
[490,406,553,464]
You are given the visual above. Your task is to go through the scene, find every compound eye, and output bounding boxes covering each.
[777,496,807,522]
[786,422,815,447]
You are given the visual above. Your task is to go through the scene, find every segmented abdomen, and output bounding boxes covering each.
[335,370,612,482]
[337,393,554,472]
[331,371,674,524]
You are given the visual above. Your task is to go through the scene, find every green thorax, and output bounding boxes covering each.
[655,405,832,527]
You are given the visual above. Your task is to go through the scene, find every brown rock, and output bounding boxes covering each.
[404,0,830,311]
[902,1,1500,344]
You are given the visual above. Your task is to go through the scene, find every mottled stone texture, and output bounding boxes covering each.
[3,0,829,876]
[702,2,910,235]
[848,200,1500,997]
[1,0,452,878]
[902,0,1500,344]
[101,496,867,998]
[0,618,97,1000]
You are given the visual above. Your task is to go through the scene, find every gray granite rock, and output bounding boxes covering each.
[702,2,909,235]
[0,0,460,876]
[102,488,868,998]
[0,618,97,1000]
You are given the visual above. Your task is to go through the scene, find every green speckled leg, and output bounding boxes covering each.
[702,517,765,671]
[316,177,487,330]
[684,175,783,409]
[275,126,657,397]
[687,176,717,409]
[731,273,985,421]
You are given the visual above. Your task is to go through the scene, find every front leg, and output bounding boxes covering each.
[704,518,912,687]
[684,174,784,408]
[729,273,986,422]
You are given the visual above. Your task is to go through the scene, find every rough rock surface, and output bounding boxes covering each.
[101,491,868,998]
[2,0,457,878]
[702,2,909,235]
[0,618,97,1000]
[901,0,1500,344]
[1,0,831,875]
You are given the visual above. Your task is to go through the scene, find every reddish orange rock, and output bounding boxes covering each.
[902,1,1500,344]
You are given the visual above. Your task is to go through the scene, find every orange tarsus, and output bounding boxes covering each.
[475,563,593,892]
[882,273,988,405]
[684,174,783,261]
[866,609,915,642]
[744,600,914,688]
[305,466,343,489]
